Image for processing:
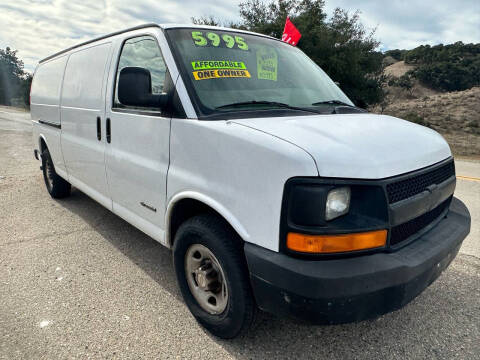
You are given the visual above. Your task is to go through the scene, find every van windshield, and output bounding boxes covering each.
[166,28,355,119]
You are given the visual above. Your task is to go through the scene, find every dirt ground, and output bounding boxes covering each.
[384,60,416,78]
[382,87,480,156]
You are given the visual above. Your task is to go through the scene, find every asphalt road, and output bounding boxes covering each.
[0,108,479,359]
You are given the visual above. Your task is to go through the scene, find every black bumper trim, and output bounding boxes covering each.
[245,197,470,324]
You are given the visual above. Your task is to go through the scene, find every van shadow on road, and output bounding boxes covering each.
[56,188,479,359]
[55,188,182,302]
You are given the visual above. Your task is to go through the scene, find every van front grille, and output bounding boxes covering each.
[386,161,455,204]
[389,197,452,246]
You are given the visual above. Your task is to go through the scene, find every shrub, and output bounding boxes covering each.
[384,49,407,61]
[403,112,428,127]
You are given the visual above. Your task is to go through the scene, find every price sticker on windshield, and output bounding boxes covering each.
[191,31,249,51]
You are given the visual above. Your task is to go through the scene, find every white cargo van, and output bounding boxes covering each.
[31,23,470,338]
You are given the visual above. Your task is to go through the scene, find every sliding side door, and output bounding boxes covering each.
[60,42,113,208]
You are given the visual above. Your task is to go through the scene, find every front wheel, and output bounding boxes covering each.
[173,214,256,339]
[41,148,71,198]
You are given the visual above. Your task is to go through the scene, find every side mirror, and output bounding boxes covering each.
[118,67,167,108]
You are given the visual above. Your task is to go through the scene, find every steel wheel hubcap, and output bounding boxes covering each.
[185,244,228,314]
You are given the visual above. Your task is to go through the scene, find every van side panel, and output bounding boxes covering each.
[61,44,110,110]
[60,42,113,209]
[31,56,68,175]
[30,56,67,125]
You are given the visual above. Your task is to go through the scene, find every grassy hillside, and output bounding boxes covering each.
[385,43,480,92]
[372,58,480,156]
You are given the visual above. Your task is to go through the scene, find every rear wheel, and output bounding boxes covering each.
[41,148,71,198]
[173,214,256,339]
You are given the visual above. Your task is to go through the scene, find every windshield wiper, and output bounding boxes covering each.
[215,101,322,114]
[311,100,356,107]
[311,100,367,114]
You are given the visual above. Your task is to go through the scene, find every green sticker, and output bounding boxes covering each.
[257,47,278,81]
[191,60,247,71]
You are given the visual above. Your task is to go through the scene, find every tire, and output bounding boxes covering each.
[173,214,256,339]
[41,148,71,199]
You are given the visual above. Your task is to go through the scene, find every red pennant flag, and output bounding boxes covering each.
[282,17,301,46]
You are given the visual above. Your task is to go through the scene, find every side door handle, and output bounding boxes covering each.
[96,116,101,141]
[106,118,111,143]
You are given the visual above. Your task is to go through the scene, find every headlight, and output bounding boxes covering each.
[325,187,351,220]
[281,179,388,255]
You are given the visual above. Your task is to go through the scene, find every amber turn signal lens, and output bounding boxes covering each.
[287,230,387,254]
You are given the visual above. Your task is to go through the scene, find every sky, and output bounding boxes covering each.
[0,0,479,72]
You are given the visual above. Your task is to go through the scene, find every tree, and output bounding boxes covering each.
[403,42,480,91]
[20,74,33,107]
[0,47,31,107]
[311,8,384,107]
[192,16,221,27]
[384,49,407,61]
[192,0,385,107]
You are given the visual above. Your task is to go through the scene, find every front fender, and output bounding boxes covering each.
[165,191,250,247]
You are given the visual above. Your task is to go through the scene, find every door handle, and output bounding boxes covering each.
[96,116,101,141]
[106,118,111,143]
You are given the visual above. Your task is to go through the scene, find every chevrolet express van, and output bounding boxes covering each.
[31,23,471,338]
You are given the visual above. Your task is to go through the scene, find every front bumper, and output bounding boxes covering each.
[245,197,470,324]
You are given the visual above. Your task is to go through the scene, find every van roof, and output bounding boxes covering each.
[39,23,276,64]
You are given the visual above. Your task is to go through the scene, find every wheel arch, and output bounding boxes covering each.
[165,192,250,248]
[38,134,48,154]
